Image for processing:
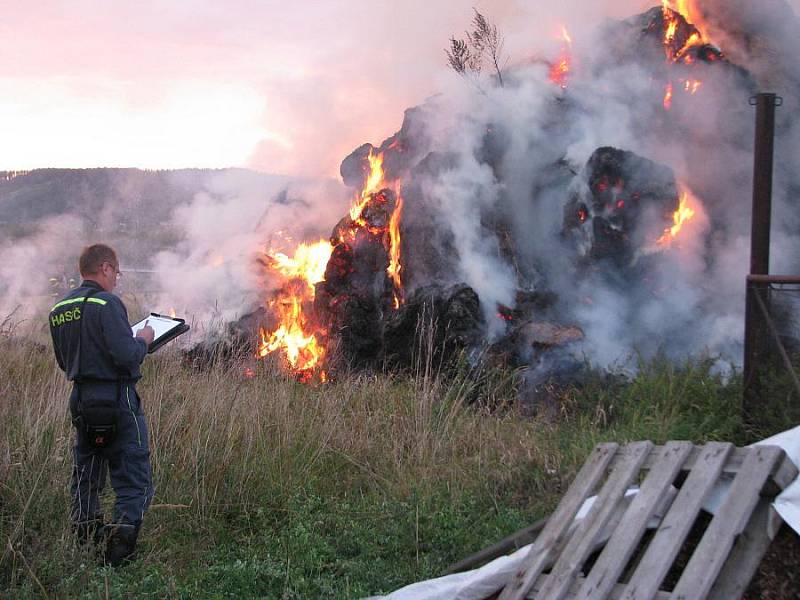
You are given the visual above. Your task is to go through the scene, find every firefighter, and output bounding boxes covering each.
[49,243,155,567]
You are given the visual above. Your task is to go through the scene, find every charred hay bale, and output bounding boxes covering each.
[383,283,485,369]
[327,294,384,369]
[603,7,702,68]
[360,189,396,230]
[392,155,463,288]
[184,306,269,368]
[340,143,374,189]
[596,6,755,111]
[314,242,391,370]
[340,104,432,189]
[320,234,392,301]
[563,146,679,266]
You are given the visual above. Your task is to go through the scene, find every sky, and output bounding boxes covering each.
[2,0,797,177]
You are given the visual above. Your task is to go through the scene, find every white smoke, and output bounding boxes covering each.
[150,172,349,325]
[0,214,86,321]
[388,0,800,368]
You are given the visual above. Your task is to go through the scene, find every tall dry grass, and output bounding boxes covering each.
[0,327,563,586]
[1,320,751,596]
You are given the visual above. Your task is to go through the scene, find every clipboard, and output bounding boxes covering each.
[131,313,190,354]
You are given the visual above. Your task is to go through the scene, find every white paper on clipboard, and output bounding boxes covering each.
[131,314,183,342]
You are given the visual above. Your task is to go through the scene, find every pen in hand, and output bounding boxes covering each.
[136,318,155,346]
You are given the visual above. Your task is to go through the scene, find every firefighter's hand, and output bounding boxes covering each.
[136,325,155,346]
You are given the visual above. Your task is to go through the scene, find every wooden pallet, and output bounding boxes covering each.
[498,441,798,600]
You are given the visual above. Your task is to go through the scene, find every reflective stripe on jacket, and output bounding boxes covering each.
[49,280,148,382]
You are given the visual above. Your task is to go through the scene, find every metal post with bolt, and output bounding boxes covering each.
[743,92,781,425]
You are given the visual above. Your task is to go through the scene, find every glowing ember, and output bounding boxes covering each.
[497,304,514,322]
[682,79,702,94]
[548,26,573,89]
[657,189,696,245]
[257,240,333,381]
[663,82,673,110]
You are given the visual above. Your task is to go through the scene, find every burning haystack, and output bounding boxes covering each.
[196,0,800,396]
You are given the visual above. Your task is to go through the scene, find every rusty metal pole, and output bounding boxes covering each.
[743,93,779,424]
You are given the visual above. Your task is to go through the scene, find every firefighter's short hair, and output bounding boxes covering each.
[79,244,118,276]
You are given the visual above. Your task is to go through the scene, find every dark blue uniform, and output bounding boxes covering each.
[49,280,154,531]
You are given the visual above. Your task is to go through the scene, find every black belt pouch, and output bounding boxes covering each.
[79,387,120,449]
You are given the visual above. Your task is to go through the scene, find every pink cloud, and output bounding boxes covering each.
[2,0,799,173]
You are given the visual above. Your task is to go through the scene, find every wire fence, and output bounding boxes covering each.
[745,277,800,434]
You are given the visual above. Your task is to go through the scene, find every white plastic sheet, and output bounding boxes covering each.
[755,425,800,534]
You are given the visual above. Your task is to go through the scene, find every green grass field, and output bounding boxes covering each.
[0,329,789,599]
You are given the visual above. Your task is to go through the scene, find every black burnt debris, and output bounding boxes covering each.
[383,283,485,369]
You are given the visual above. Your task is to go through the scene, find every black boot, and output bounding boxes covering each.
[101,523,140,567]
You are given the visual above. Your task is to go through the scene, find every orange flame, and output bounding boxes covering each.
[258,292,326,376]
[257,240,333,381]
[387,192,404,299]
[660,2,709,110]
[671,0,709,41]
[350,150,386,222]
[267,241,333,293]
[548,26,573,89]
[661,0,712,61]
[657,190,696,245]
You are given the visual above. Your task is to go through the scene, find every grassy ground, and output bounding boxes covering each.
[0,327,783,599]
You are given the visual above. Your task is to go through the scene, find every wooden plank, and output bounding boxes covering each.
[499,443,619,600]
[575,442,693,600]
[615,443,795,494]
[765,452,799,493]
[671,445,785,600]
[443,516,548,575]
[615,445,748,476]
[537,441,653,600]
[706,499,776,600]
[528,572,672,600]
[621,442,734,600]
